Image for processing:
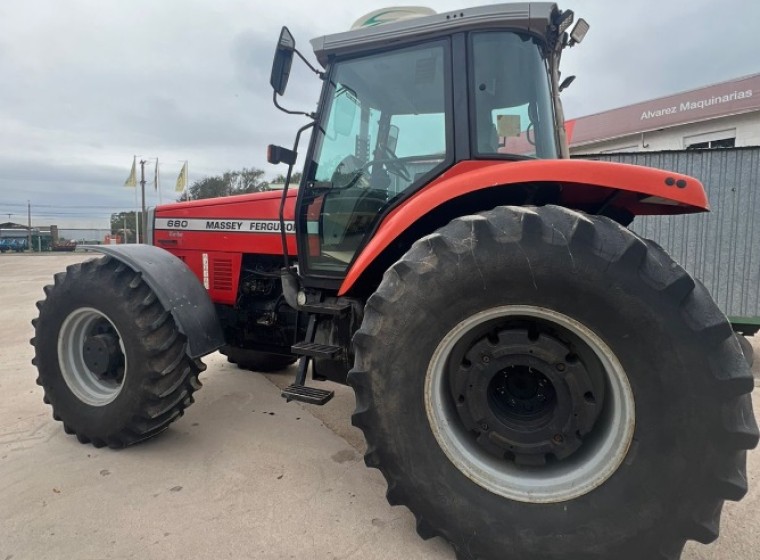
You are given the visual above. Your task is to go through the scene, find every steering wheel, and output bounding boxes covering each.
[331,150,411,190]
[379,146,411,182]
[331,155,370,190]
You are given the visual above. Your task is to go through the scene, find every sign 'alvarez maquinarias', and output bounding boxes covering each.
[567,73,759,147]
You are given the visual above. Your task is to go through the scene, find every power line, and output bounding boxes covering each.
[1,208,119,216]
[0,201,132,209]
[22,213,112,217]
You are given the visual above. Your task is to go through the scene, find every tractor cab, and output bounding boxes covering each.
[268,4,588,286]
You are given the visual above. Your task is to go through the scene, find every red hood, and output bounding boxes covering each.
[153,188,299,268]
[157,189,297,213]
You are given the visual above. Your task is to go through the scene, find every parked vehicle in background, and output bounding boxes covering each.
[12,238,28,252]
[51,240,78,252]
[0,238,28,252]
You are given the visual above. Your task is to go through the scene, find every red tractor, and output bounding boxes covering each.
[31,4,757,559]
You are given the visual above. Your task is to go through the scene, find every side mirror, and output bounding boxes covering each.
[332,88,358,136]
[387,124,400,153]
[270,27,295,96]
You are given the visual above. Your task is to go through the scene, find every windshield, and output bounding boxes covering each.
[302,40,450,275]
[471,31,557,158]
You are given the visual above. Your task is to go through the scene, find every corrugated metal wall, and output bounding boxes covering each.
[579,147,760,321]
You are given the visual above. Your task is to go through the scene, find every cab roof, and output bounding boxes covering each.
[310,2,558,66]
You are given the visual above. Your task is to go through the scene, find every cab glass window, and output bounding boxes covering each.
[302,40,450,275]
[471,32,557,159]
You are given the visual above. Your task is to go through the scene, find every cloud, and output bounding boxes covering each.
[1,0,758,228]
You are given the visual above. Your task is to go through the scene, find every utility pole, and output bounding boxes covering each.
[139,159,147,244]
[27,201,32,253]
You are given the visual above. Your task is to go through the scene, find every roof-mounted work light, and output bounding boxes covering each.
[569,18,590,46]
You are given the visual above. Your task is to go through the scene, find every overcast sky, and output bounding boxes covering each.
[0,0,756,228]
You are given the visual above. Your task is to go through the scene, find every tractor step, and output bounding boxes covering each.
[281,384,334,405]
[291,341,342,359]
[298,301,351,315]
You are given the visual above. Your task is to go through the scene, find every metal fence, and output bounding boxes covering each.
[578,147,760,326]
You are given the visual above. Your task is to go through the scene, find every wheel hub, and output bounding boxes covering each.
[488,365,555,421]
[451,328,604,466]
[83,333,121,379]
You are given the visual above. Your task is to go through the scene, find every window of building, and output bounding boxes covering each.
[684,129,736,150]
[710,138,736,149]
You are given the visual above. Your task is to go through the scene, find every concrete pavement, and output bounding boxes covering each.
[1,254,758,559]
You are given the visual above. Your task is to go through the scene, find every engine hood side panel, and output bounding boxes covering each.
[153,190,299,256]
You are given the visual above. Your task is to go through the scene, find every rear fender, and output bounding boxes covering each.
[339,159,708,296]
[83,244,224,358]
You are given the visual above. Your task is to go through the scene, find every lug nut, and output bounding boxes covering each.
[552,434,564,444]
[480,423,489,431]
[556,363,566,372]
[482,355,490,364]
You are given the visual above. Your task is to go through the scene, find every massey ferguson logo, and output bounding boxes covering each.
[155,218,296,233]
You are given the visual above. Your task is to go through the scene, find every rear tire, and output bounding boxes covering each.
[220,345,297,373]
[31,256,205,448]
[349,205,758,559]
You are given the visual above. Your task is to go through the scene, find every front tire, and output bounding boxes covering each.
[219,345,297,372]
[349,205,758,559]
[31,256,205,448]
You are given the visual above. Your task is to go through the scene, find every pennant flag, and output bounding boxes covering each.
[175,161,188,192]
[124,156,137,187]
[154,158,160,191]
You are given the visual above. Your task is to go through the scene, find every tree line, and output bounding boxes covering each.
[111,168,302,241]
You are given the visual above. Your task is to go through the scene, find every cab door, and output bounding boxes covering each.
[296,39,453,285]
